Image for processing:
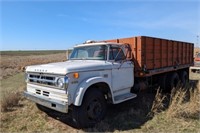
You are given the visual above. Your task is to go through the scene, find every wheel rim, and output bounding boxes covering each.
[87,99,102,120]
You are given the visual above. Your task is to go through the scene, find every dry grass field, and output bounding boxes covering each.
[0,51,66,79]
[0,50,199,132]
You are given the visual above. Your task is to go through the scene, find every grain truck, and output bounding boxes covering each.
[24,36,194,128]
[190,52,200,73]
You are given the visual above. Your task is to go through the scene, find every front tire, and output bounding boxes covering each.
[72,89,107,128]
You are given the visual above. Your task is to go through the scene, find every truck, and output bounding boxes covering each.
[24,36,194,128]
[190,52,200,78]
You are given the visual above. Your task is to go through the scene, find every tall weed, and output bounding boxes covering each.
[1,90,21,112]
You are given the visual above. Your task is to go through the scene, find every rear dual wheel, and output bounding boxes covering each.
[159,72,179,92]
[167,72,180,90]
[163,71,188,92]
[179,71,188,87]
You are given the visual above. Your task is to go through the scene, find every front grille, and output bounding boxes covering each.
[43,91,49,96]
[35,89,50,97]
[28,73,57,87]
[36,89,41,94]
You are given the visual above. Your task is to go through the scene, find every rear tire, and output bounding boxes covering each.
[179,71,188,87]
[166,72,180,91]
[158,74,168,91]
[71,89,107,128]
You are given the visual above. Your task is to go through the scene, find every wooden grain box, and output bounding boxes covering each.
[104,36,194,77]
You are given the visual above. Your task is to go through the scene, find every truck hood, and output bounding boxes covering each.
[26,60,112,75]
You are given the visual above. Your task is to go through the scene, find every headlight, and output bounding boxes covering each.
[56,76,69,89]
[57,78,64,88]
[25,73,29,82]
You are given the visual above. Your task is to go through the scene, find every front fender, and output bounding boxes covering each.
[73,76,111,106]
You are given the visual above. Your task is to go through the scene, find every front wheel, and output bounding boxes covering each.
[71,89,107,128]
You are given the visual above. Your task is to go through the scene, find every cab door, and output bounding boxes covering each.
[110,46,134,91]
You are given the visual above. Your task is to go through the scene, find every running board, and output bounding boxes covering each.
[114,93,137,104]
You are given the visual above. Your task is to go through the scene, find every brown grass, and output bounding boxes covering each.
[0,53,66,80]
[166,87,200,119]
[149,89,166,116]
[1,90,21,112]
[142,83,200,133]
[150,83,200,122]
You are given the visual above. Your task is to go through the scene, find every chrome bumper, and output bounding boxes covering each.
[24,91,68,113]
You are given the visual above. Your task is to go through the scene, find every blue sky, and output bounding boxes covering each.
[1,0,200,50]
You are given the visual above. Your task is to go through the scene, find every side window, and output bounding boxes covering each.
[109,46,125,61]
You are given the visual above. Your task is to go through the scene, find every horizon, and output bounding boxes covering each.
[1,1,200,51]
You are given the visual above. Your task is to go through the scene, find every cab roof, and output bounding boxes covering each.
[74,41,124,48]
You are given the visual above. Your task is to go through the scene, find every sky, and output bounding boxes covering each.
[1,0,200,50]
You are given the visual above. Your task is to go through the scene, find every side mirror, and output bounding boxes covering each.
[66,49,72,60]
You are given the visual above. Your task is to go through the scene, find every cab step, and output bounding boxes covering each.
[114,93,137,104]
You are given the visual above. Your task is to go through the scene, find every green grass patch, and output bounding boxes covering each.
[0,73,26,112]
[0,72,25,93]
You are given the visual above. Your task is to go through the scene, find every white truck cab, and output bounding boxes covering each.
[24,42,137,127]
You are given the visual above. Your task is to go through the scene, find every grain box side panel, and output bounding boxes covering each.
[102,36,193,77]
[168,41,173,66]
[181,42,184,64]
[161,39,168,67]
[188,44,192,63]
[173,41,178,66]
[192,44,194,63]
[154,38,162,69]
[189,43,194,64]
[178,42,182,64]
[143,37,154,69]
[187,43,193,64]
[187,43,190,64]
[185,43,188,64]
[183,43,186,64]
[186,43,189,64]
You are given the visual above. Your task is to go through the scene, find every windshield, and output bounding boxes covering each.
[70,45,107,60]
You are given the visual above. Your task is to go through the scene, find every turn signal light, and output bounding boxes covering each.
[73,72,79,79]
